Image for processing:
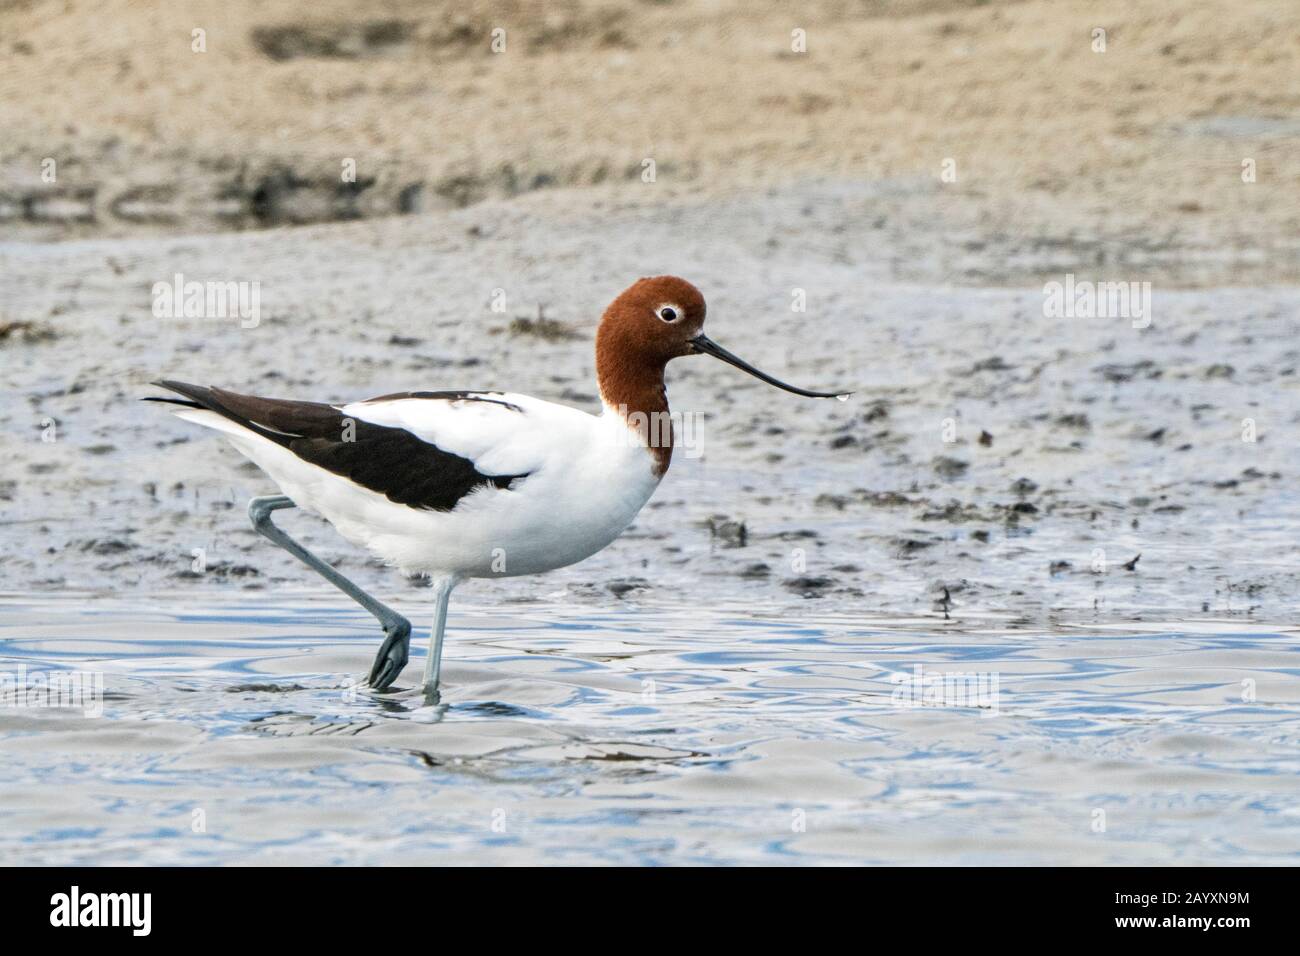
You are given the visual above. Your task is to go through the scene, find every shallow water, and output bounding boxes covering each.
[1,591,1297,865]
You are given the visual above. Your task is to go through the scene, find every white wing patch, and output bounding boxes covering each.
[338,392,584,478]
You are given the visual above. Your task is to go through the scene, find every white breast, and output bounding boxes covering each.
[397,398,662,578]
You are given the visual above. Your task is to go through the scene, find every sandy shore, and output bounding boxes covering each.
[2,0,1297,284]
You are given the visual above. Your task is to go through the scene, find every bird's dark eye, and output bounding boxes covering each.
[658,307,678,322]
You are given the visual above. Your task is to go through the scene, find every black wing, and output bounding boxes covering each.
[146,380,530,512]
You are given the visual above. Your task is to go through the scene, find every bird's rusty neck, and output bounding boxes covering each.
[596,321,674,477]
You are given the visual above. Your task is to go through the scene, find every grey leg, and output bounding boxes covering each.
[421,577,457,702]
[247,495,411,690]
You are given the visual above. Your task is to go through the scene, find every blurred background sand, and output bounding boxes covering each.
[2,0,1297,282]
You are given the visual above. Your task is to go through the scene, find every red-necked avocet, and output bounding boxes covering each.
[147,276,849,698]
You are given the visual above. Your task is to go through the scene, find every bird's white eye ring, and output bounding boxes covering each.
[657,305,679,322]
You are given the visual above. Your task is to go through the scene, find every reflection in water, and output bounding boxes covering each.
[0,593,1297,865]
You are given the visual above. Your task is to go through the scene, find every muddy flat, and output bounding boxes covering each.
[3,181,1298,619]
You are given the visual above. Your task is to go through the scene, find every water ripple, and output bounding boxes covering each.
[1,593,1297,864]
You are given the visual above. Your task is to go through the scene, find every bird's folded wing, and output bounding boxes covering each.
[153,381,539,512]
[339,390,554,477]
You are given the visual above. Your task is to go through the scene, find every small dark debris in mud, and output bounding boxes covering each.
[978,430,994,446]
[1049,560,1072,575]
[858,489,915,507]
[934,590,952,614]
[502,306,582,342]
[1008,501,1038,514]
[893,537,936,557]
[1056,413,1091,430]
[932,456,969,478]
[216,562,260,578]
[1121,553,1141,571]
[928,579,974,614]
[832,563,861,573]
[582,750,648,762]
[815,493,851,510]
[1096,360,1161,383]
[860,400,890,422]
[1222,580,1266,598]
[784,576,833,597]
[172,561,260,580]
[83,444,116,456]
[1010,477,1039,495]
[705,516,748,547]
[1204,363,1235,379]
[1143,427,1167,443]
[80,538,134,555]
[226,682,306,693]
[0,320,58,344]
[388,334,423,347]
[606,577,650,598]
[971,356,1013,373]
[829,434,859,450]
[739,562,771,578]
[972,529,991,543]
[921,501,985,522]
[772,529,819,541]
[461,701,533,718]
